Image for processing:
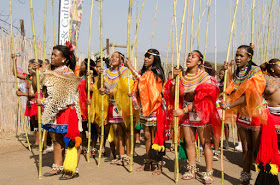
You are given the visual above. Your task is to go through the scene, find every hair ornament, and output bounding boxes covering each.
[146,51,160,57]
[237,49,252,56]
[189,52,203,59]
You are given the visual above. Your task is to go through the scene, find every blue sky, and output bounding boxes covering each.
[1,0,278,64]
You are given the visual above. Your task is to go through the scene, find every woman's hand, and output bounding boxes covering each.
[11,54,17,61]
[87,99,91,105]
[173,108,185,117]
[173,67,181,78]
[126,57,132,68]
[128,91,136,97]
[219,100,230,110]
[250,43,255,50]
[36,98,42,106]
[32,62,40,70]
[99,88,106,95]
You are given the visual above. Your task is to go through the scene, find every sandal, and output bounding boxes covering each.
[91,148,97,157]
[152,161,164,175]
[116,155,130,166]
[110,158,121,165]
[239,171,251,185]
[43,164,63,177]
[59,172,79,180]
[136,160,152,171]
[202,170,214,184]
[181,163,198,180]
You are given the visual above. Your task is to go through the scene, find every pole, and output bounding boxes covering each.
[87,0,94,162]
[29,0,43,178]
[221,1,239,184]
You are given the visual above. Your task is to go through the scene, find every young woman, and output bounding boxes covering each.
[11,55,44,147]
[172,50,220,184]
[98,52,134,165]
[126,49,166,175]
[88,57,116,160]
[78,58,96,154]
[35,44,82,180]
[261,58,280,136]
[221,45,266,185]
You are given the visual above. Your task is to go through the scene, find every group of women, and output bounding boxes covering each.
[13,42,280,185]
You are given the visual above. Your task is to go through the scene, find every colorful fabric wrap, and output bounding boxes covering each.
[163,79,184,140]
[78,79,88,121]
[225,66,267,125]
[89,76,109,127]
[255,110,280,185]
[151,106,166,152]
[137,71,163,117]
[194,81,222,140]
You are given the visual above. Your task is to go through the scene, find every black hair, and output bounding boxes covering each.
[95,56,110,69]
[193,50,204,62]
[83,58,96,70]
[114,52,125,62]
[141,48,165,83]
[260,58,280,76]
[82,58,96,77]
[202,61,215,77]
[234,45,256,78]
[29,59,43,67]
[53,45,76,71]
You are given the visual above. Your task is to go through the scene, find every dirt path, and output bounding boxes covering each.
[0,132,273,185]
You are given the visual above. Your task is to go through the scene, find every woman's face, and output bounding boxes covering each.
[95,61,101,75]
[186,51,201,68]
[144,54,154,67]
[235,49,251,68]
[110,53,122,67]
[28,62,35,74]
[273,63,280,77]
[51,49,66,67]
[219,70,225,80]
[80,61,86,73]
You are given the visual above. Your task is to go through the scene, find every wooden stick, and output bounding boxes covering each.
[221,1,239,184]
[41,0,47,146]
[173,0,188,182]
[126,0,134,173]
[9,0,31,152]
[131,0,145,53]
[52,0,56,45]
[87,0,94,163]
[190,0,196,52]
[265,0,275,62]
[214,0,217,77]
[75,0,79,58]
[203,0,212,61]
[184,0,190,69]
[251,0,255,45]
[197,0,202,50]
[151,0,159,48]
[165,17,174,78]
[98,0,105,168]
[241,0,244,44]
[29,0,43,178]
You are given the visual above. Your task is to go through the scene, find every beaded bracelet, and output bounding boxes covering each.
[105,89,110,95]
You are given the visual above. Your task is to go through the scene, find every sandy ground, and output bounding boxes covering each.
[0,132,275,185]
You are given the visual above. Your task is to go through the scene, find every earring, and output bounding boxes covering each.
[62,60,65,63]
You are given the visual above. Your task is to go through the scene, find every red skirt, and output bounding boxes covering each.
[181,112,210,127]
[269,113,280,134]
[236,114,261,130]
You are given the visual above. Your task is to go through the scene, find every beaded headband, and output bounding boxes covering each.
[237,49,252,56]
[189,52,203,59]
[266,61,280,65]
[146,51,160,57]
